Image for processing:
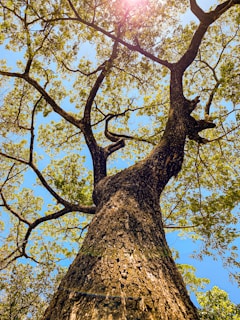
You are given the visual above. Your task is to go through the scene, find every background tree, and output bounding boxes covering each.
[197,286,240,319]
[0,0,239,319]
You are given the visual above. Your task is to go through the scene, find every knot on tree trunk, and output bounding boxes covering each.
[184,97,216,143]
[186,117,216,143]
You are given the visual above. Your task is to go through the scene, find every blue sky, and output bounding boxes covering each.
[167,232,239,305]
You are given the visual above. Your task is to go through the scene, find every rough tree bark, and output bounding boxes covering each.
[42,1,239,319]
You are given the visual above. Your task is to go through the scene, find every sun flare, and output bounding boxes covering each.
[124,0,165,4]
[121,0,166,11]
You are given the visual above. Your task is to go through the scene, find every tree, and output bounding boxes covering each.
[0,0,239,319]
[197,286,240,319]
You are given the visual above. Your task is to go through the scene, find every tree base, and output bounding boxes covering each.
[43,190,199,320]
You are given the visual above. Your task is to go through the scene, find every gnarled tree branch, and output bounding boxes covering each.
[179,0,239,72]
[79,27,122,184]
[0,151,96,214]
[0,70,81,127]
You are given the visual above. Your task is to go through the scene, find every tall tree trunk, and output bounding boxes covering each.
[43,172,199,320]
[43,89,201,319]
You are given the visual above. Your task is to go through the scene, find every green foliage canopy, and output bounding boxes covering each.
[197,286,240,319]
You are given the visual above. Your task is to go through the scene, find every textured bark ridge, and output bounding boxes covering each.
[43,186,198,320]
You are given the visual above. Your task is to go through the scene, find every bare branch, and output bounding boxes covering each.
[213,25,239,70]
[179,0,240,72]
[164,224,199,229]
[28,167,97,214]
[61,60,106,76]
[195,56,221,116]
[209,0,240,19]
[0,70,81,128]
[190,0,206,22]
[22,207,71,254]
[77,26,123,184]
[196,25,239,117]
[0,151,29,165]
[195,146,204,218]
[0,0,23,21]
[0,165,30,225]
[0,150,68,206]
[113,65,145,85]
[204,82,220,117]
[83,31,120,125]
[22,205,95,253]
[47,0,173,69]
[0,251,23,271]
[0,203,95,270]
[104,114,122,143]
[29,162,70,206]
[0,192,31,225]
[208,124,240,143]
[190,0,240,23]
[105,139,126,157]
[53,130,82,148]
[104,113,151,146]
[0,249,43,271]
[29,96,42,164]
[0,151,95,213]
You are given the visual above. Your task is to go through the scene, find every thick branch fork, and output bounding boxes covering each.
[179,0,240,72]
[190,0,240,24]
